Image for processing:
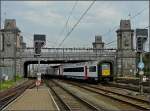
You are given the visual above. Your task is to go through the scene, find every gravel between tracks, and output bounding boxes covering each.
[54,80,129,111]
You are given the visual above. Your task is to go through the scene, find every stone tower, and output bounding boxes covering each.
[116,20,136,77]
[0,19,21,57]
[92,35,104,49]
[0,19,23,79]
[116,20,134,50]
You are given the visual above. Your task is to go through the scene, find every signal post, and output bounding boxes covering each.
[136,29,148,95]
[34,34,46,89]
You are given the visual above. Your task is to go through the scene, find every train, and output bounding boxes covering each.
[45,61,113,83]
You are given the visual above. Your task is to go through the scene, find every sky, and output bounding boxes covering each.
[1,1,149,50]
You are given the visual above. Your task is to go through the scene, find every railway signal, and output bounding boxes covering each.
[33,34,46,90]
[34,34,46,56]
[34,42,42,55]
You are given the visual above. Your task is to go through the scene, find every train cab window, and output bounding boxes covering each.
[89,66,96,72]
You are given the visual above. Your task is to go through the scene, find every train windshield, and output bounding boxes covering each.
[101,63,110,76]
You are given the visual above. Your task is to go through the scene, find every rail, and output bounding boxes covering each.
[63,80,150,110]
[0,80,35,110]
[45,80,101,111]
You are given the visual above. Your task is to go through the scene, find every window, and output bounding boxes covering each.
[89,66,96,72]
[0,33,4,51]
[64,67,84,72]
[102,64,110,70]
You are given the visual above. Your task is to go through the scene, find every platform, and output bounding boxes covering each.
[3,86,59,111]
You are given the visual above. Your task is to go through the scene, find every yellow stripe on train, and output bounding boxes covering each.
[102,70,110,76]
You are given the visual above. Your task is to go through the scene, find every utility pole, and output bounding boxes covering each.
[136,29,148,95]
[0,55,1,91]
[115,49,118,78]
[38,57,40,76]
[14,30,17,82]
[149,0,150,52]
[138,53,144,95]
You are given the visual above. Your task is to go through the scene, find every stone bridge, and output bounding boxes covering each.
[0,47,136,77]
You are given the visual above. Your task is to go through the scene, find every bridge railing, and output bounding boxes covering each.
[22,48,117,58]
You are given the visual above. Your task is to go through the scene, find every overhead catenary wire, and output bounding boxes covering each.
[105,40,117,46]
[59,0,78,36]
[104,6,149,46]
[130,6,149,20]
[58,1,96,48]
[105,25,149,47]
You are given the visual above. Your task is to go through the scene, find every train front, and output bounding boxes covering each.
[98,62,113,82]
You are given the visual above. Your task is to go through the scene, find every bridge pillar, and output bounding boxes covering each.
[116,20,136,77]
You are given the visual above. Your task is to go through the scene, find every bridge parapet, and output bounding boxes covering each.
[21,48,117,59]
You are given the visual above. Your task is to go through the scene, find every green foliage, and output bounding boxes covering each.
[0,80,16,90]
[15,74,22,81]
[0,74,23,91]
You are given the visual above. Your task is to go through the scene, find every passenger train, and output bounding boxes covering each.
[45,61,113,83]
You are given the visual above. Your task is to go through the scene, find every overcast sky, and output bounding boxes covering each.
[1,1,149,50]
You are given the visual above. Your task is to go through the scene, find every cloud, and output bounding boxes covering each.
[2,1,148,48]
[18,10,65,27]
[22,1,54,7]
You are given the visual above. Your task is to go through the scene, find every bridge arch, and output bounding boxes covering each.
[23,60,87,78]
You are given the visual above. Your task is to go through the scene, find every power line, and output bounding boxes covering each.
[59,1,78,36]
[56,1,78,47]
[103,6,148,37]
[102,25,118,37]
[130,6,148,20]
[105,40,117,46]
[58,1,96,48]
[104,6,149,45]
[106,26,149,46]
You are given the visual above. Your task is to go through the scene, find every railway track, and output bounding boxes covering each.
[89,84,150,101]
[61,80,150,111]
[115,77,150,86]
[0,80,35,110]
[45,80,104,111]
[108,82,150,93]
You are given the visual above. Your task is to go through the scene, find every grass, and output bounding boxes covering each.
[0,75,23,91]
